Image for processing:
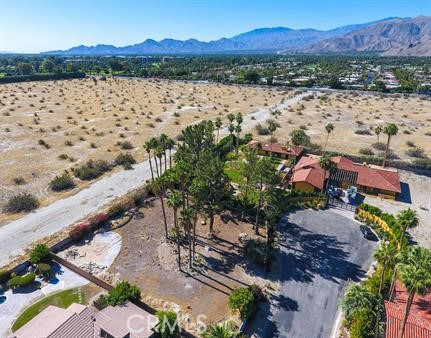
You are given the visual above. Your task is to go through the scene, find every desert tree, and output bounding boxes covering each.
[382,123,398,168]
[324,123,334,151]
[167,191,183,270]
[215,117,222,143]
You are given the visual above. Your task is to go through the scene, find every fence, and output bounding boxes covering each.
[328,197,357,212]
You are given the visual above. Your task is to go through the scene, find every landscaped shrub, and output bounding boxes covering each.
[37,263,52,278]
[6,193,39,212]
[244,239,268,266]
[228,287,257,320]
[69,222,92,241]
[49,173,75,191]
[114,153,136,167]
[156,310,180,338]
[349,307,376,338]
[7,273,36,289]
[30,244,51,264]
[255,123,269,135]
[405,146,426,158]
[0,270,11,284]
[73,159,111,180]
[97,280,141,307]
[108,202,127,218]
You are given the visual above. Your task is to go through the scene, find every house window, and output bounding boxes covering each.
[100,329,115,338]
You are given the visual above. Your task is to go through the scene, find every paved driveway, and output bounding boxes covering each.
[263,209,377,338]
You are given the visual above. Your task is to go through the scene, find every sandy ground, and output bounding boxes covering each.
[109,199,272,332]
[363,170,431,248]
[0,91,305,269]
[0,77,286,211]
[264,91,431,159]
[0,231,120,337]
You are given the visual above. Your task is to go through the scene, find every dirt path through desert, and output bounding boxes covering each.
[0,91,308,268]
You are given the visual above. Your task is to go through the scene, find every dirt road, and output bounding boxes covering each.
[0,92,306,268]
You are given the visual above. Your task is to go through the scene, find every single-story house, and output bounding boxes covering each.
[384,281,431,338]
[14,301,157,338]
[290,155,401,199]
[247,140,304,161]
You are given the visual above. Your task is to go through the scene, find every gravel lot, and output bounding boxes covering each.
[363,170,431,248]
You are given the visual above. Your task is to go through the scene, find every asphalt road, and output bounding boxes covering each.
[264,209,377,338]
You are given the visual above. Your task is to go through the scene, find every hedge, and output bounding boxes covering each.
[7,273,36,288]
[0,270,11,284]
[0,72,85,84]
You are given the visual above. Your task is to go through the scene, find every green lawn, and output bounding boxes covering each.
[12,288,87,332]
[224,168,241,184]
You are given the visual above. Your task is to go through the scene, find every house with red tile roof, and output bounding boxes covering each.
[247,140,303,161]
[290,155,401,199]
[385,281,431,338]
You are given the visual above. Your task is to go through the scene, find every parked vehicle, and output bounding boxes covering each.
[360,225,374,240]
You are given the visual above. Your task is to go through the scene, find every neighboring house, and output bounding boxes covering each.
[14,301,157,338]
[247,140,304,161]
[290,155,401,199]
[385,281,431,338]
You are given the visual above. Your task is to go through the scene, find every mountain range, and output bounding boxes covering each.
[45,16,431,56]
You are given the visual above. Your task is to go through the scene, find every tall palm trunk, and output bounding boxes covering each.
[389,268,398,300]
[192,214,197,261]
[159,193,168,239]
[382,135,392,168]
[379,266,386,295]
[174,208,181,271]
[209,211,215,234]
[324,133,329,151]
[255,178,263,235]
[154,156,160,178]
[216,128,220,143]
[163,152,167,172]
[169,148,172,168]
[159,157,163,175]
[236,133,240,156]
[188,222,192,269]
[399,291,415,338]
[147,152,154,181]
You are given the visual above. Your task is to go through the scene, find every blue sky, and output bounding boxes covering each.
[0,0,429,53]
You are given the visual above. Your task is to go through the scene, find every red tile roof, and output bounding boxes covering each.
[385,301,431,338]
[385,281,431,338]
[248,140,303,157]
[290,156,328,190]
[290,155,401,193]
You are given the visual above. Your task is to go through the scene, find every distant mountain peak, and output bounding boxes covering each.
[42,16,430,56]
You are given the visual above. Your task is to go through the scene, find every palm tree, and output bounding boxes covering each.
[165,137,175,169]
[155,146,164,177]
[324,123,334,151]
[151,177,169,239]
[215,117,222,143]
[227,113,235,151]
[167,191,183,271]
[267,119,278,152]
[374,125,383,143]
[318,154,337,195]
[396,208,418,248]
[382,123,398,168]
[159,133,169,171]
[201,321,240,338]
[397,246,431,338]
[374,242,397,295]
[180,207,194,269]
[235,112,243,155]
[144,140,155,181]
[341,283,379,323]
